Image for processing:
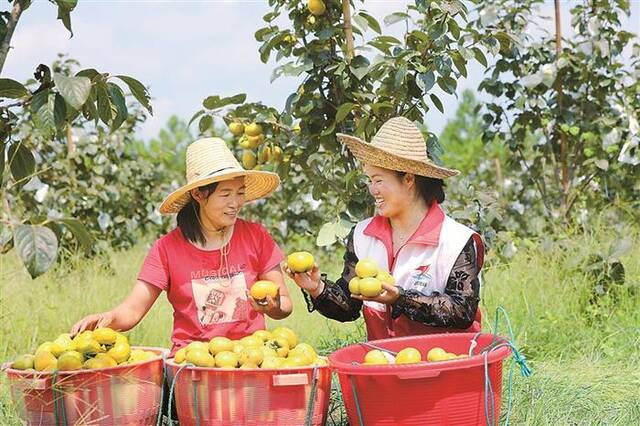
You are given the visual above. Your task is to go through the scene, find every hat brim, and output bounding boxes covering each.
[337,133,460,179]
[159,168,280,214]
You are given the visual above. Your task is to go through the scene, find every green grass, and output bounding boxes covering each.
[1,221,638,425]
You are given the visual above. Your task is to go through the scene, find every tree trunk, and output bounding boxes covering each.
[341,0,354,62]
[554,0,570,219]
[0,1,29,75]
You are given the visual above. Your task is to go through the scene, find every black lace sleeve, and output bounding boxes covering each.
[301,228,362,322]
[391,236,480,329]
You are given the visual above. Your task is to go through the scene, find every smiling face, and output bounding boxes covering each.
[192,177,246,230]
[363,164,417,218]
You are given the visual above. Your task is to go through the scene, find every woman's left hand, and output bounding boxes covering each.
[247,289,282,316]
[350,283,400,305]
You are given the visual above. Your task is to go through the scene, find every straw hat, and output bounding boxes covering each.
[159,137,280,214]
[337,116,459,179]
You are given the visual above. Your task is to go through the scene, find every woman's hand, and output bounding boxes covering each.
[70,311,115,337]
[350,283,400,305]
[284,264,324,297]
[247,288,282,317]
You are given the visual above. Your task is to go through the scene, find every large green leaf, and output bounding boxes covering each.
[357,12,381,34]
[316,222,337,246]
[53,93,67,130]
[7,142,35,186]
[199,115,213,133]
[53,73,91,110]
[335,102,355,123]
[0,78,29,99]
[13,224,59,279]
[115,75,152,114]
[416,72,436,92]
[31,90,49,113]
[55,0,78,36]
[56,218,94,254]
[106,82,128,132]
[95,82,112,126]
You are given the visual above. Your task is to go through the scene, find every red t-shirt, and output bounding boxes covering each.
[138,219,284,354]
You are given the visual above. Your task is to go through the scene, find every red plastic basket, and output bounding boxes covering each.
[165,359,331,426]
[3,346,166,426]
[329,333,511,426]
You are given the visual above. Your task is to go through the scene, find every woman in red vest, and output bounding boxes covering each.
[288,117,484,340]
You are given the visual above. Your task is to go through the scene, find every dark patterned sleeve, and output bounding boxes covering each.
[391,236,481,329]
[301,228,362,322]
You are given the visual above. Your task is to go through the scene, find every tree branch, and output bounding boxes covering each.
[0,1,29,75]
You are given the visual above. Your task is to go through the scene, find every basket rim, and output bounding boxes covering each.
[3,346,168,378]
[327,332,511,376]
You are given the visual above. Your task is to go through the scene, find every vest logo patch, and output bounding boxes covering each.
[410,265,432,290]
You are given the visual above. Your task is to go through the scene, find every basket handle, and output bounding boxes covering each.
[272,373,309,386]
[396,369,441,380]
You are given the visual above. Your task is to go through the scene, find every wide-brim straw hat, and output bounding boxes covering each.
[159,137,280,214]
[337,116,459,179]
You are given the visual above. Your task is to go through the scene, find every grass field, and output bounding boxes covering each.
[1,220,638,425]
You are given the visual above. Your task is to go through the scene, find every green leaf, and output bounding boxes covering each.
[106,82,127,131]
[372,35,402,45]
[199,115,213,133]
[430,94,444,113]
[350,55,371,80]
[95,82,112,126]
[31,90,49,113]
[316,222,337,247]
[56,218,94,254]
[115,75,152,114]
[335,219,353,239]
[395,65,408,87]
[336,102,356,123]
[451,51,468,77]
[8,142,35,186]
[55,0,77,36]
[13,224,59,279]
[448,19,461,39]
[358,12,382,34]
[416,71,436,92]
[384,12,409,27]
[53,93,67,130]
[437,76,457,94]
[75,68,100,81]
[189,109,205,127]
[0,78,29,99]
[53,73,91,110]
[472,47,488,67]
[203,93,247,110]
[569,126,580,136]
[255,26,274,42]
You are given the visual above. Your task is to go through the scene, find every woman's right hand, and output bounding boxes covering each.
[70,311,115,337]
[284,264,324,297]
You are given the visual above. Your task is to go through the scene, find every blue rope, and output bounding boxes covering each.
[304,366,319,426]
[167,363,193,426]
[478,307,532,426]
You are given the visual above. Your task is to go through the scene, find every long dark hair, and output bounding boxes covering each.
[396,171,445,206]
[177,181,219,245]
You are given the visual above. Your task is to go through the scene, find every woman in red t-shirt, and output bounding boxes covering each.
[71,137,292,354]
